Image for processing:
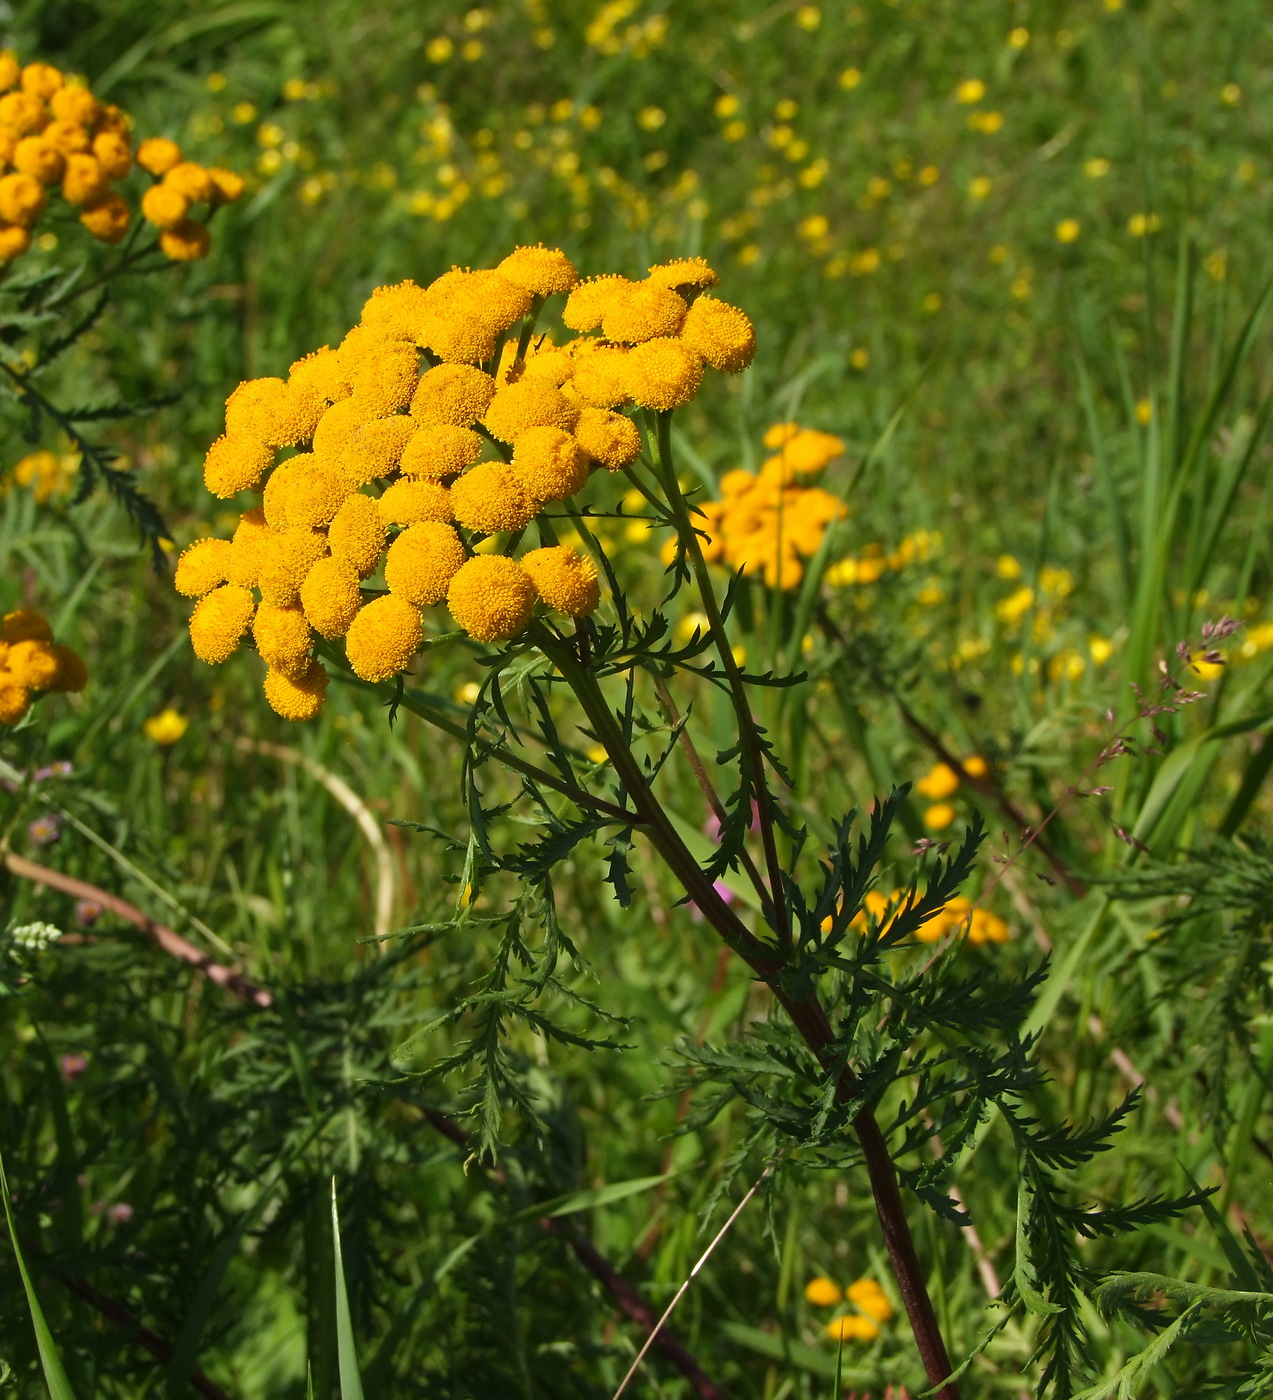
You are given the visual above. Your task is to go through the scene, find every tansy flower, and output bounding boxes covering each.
[201,434,270,506]
[174,537,232,597]
[625,338,704,411]
[679,294,757,372]
[377,478,454,526]
[48,645,87,693]
[208,167,245,203]
[410,362,497,427]
[447,554,537,642]
[0,225,30,259]
[257,528,328,607]
[162,161,215,203]
[225,377,286,436]
[511,426,590,501]
[262,457,313,528]
[14,137,65,185]
[252,602,313,675]
[345,594,423,681]
[226,508,271,586]
[450,461,538,534]
[4,609,54,644]
[384,521,467,605]
[0,91,47,136]
[299,554,362,638]
[313,396,382,458]
[141,183,189,229]
[263,657,328,720]
[399,423,483,479]
[339,416,417,484]
[804,1277,843,1307]
[20,62,63,99]
[6,638,60,689]
[483,378,578,443]
[189,584,255,663]
[49,85,97,125]
[136,137,182,175]
[826,1315,879,1343]
[143,708,187,745]
[328,493,387,577]
[360,279,432,340]
[349,344,419,416]
[571,347,632,409]
[91,131,131,179]
[80,192,130,243]
[573,406,641,470]
[0,172,46,226]
[562,274,632,332]
[923,802,956,830]
[846,1280,894,1323]
[43,121,90,157]
[915,762,959,799]
[496,243,579,296]
[601,281,688,343]
[256,383,325,448]
[520,545,600,615]
[647,256,719,292]
[290,346,352,403]
[160,219,211,261]
[279,462,349,531]
[60,153,107,205]
[0,682,29,723]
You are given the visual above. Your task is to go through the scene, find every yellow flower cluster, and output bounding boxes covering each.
[0,607,87,723]
[804,1276,894,1344]
[179,245,757,720]
[915,756,986,831]
[825,528,943,586]
[4,447,78,502]
[0,52,242,263]
[851,886,1009,946]
[666,422,846,589]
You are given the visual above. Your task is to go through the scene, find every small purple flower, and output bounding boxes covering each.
[74,899,103,927]
[27,814,60,847]
[60,1053,88,1082]
[105,1202,134,1226]
[33,761,72,783]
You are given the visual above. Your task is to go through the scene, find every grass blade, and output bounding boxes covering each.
[331,1178,365,1400]
[0,1150,80,1400]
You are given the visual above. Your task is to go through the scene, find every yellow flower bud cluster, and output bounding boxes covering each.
[3,447,78,503]
[0,51,243,263]
[0,607,87,724]
[914,755,987,832]
[180,246,760,720]
[847,885,1009,946]
[824,527,943,587]
[664,421,847,590]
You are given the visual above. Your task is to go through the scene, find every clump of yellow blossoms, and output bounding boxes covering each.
[3,447,78,502]
[0,52,243,263]
[0,607,86,723]
[179,245,756,719]
[825,527,943,587]
[852,886,1009,945]
[916,756,986,831]
[805,1275,895,1344]
[663,422,847,589]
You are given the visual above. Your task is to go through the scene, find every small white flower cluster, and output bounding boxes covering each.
[8,920,62,952]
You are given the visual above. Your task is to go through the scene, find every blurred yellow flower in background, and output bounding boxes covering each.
[143,708,188,745]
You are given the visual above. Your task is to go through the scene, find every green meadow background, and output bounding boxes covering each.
[2,1,1273,1396]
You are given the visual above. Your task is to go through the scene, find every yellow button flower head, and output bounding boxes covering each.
[204,435,273,497]
[0,682,29,723]
[263,657,328,720]
[163,161,215,203]
[48,644,87,694]
[338,416,417,485]
[283,462,350,530]
[496,244,580,297]
[0,225,30,260]
[399,423,483,479]
[189,584,255,663]
[763,422,800,449]
[846,1279,894,1323]
[447,555,537,642]
[573,407,641,470]
[384,521,467,605]
[252,602,313,675]
[779,429,844,475]
[258,528,328,607]
[0,91,47,135]
[256,382,325,448]
[916,762,959,799]
[360,279,432,342]
[91,131,132,180]
[141,183,189,228]
[208,167,246,203]
[923,802,955,831]
[571,346,632,409]
[225,377,286,436]
[602,281,688,344]
[328,493,387,577]
[3,609,53,644]
[6,638,59,689]
[300,554,362,638]
[14,137,65,185]
[410,363,497,427]
[136,137,182,176]
[377,478,454,526]
[289,346,352,404]
[511,426,590,501]
[61,153,107,205]
[625,338,704,411]
[43,120,89,157]
[50,84,97,125]
[433,268,533,334]
[826,1314,879,1343]
[0,53,17,91]
[422,310,498,367]
[160,219,211,261]
[804,1277,843,1307]
[647,256,720,293]
[226,508,271,586]
[174,537,232,597]
[562,275,632,333]
[483,379,577,443]
[0,173,46,226]
[680,295,757,373]
[349,344,420,416]
[80,192,131,243]
[520,545,599,616]
[345,594,423,681]
[262,456,311,528]
[519,345,577,386]
[450,461,538,534]
[312,396,381,459]
[21,63,62,100]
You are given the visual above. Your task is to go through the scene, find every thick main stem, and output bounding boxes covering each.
[541,633,961,1399]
